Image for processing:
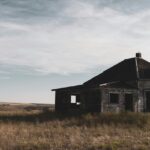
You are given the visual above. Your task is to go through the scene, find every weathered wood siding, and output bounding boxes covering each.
[55,80,150,113]
[138,80,150,112]
[81,89,101,112]
[100,88,138,112]
[55,91,71,111]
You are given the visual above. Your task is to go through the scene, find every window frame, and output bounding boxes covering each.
[109,93,119,104]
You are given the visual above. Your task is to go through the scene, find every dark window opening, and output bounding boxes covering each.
[125,94,133,111]
[146,91,150,112]
[110,93,119,104]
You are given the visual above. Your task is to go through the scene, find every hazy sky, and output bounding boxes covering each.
[0,0,150,104]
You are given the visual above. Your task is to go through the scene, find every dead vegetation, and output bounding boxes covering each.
[0,104,150,150]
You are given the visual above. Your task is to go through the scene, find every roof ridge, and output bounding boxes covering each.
[135,57,140,80]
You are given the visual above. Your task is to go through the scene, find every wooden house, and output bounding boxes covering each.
[52,53,150,112]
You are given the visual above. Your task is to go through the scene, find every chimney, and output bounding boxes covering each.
[136,52,142,58]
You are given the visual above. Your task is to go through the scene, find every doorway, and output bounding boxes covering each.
[145,91,150,112]
[125,94,133,111]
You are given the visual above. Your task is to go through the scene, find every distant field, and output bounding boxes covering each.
[0,102,54,111]
[0,104,150,150]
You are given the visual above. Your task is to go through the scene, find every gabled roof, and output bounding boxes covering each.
[52,53,150,91]
[84,56,150,86]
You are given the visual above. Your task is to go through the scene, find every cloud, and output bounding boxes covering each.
[0,76,10,80]
[0,0,150,75]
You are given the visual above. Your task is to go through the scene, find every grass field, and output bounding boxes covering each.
[0,104,150,150]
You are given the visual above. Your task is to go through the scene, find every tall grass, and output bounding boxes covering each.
[0,106,149,150]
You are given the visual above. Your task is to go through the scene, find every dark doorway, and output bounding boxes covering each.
[145,91,150,112]
[125,94,133,111]
[84,90,101,112]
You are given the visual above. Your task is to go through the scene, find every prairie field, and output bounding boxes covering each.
[0,104,150,150]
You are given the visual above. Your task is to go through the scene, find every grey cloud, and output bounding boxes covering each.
[1,0,150,23]
[0,0,149,26]
[85,0,150,14]
[0,0,66,23]
[0,0,150,75]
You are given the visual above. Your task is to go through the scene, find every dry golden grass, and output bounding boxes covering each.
[0,104,150,150]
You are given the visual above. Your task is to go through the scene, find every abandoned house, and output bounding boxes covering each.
[52,53,150,113]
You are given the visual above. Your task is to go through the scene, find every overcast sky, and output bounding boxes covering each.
[0,0,150,104]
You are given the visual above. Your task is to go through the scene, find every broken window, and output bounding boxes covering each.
[71,95,76,103]
[70,94,81,109]
[109,93,119,104]
[71,94,81,106]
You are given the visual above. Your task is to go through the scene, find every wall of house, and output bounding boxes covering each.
[55,85,146,113]
[55,90,82,112]
[138,80,150,112]
[55,90,71,112]
[81,88,101,112]
[100,88,139,112]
